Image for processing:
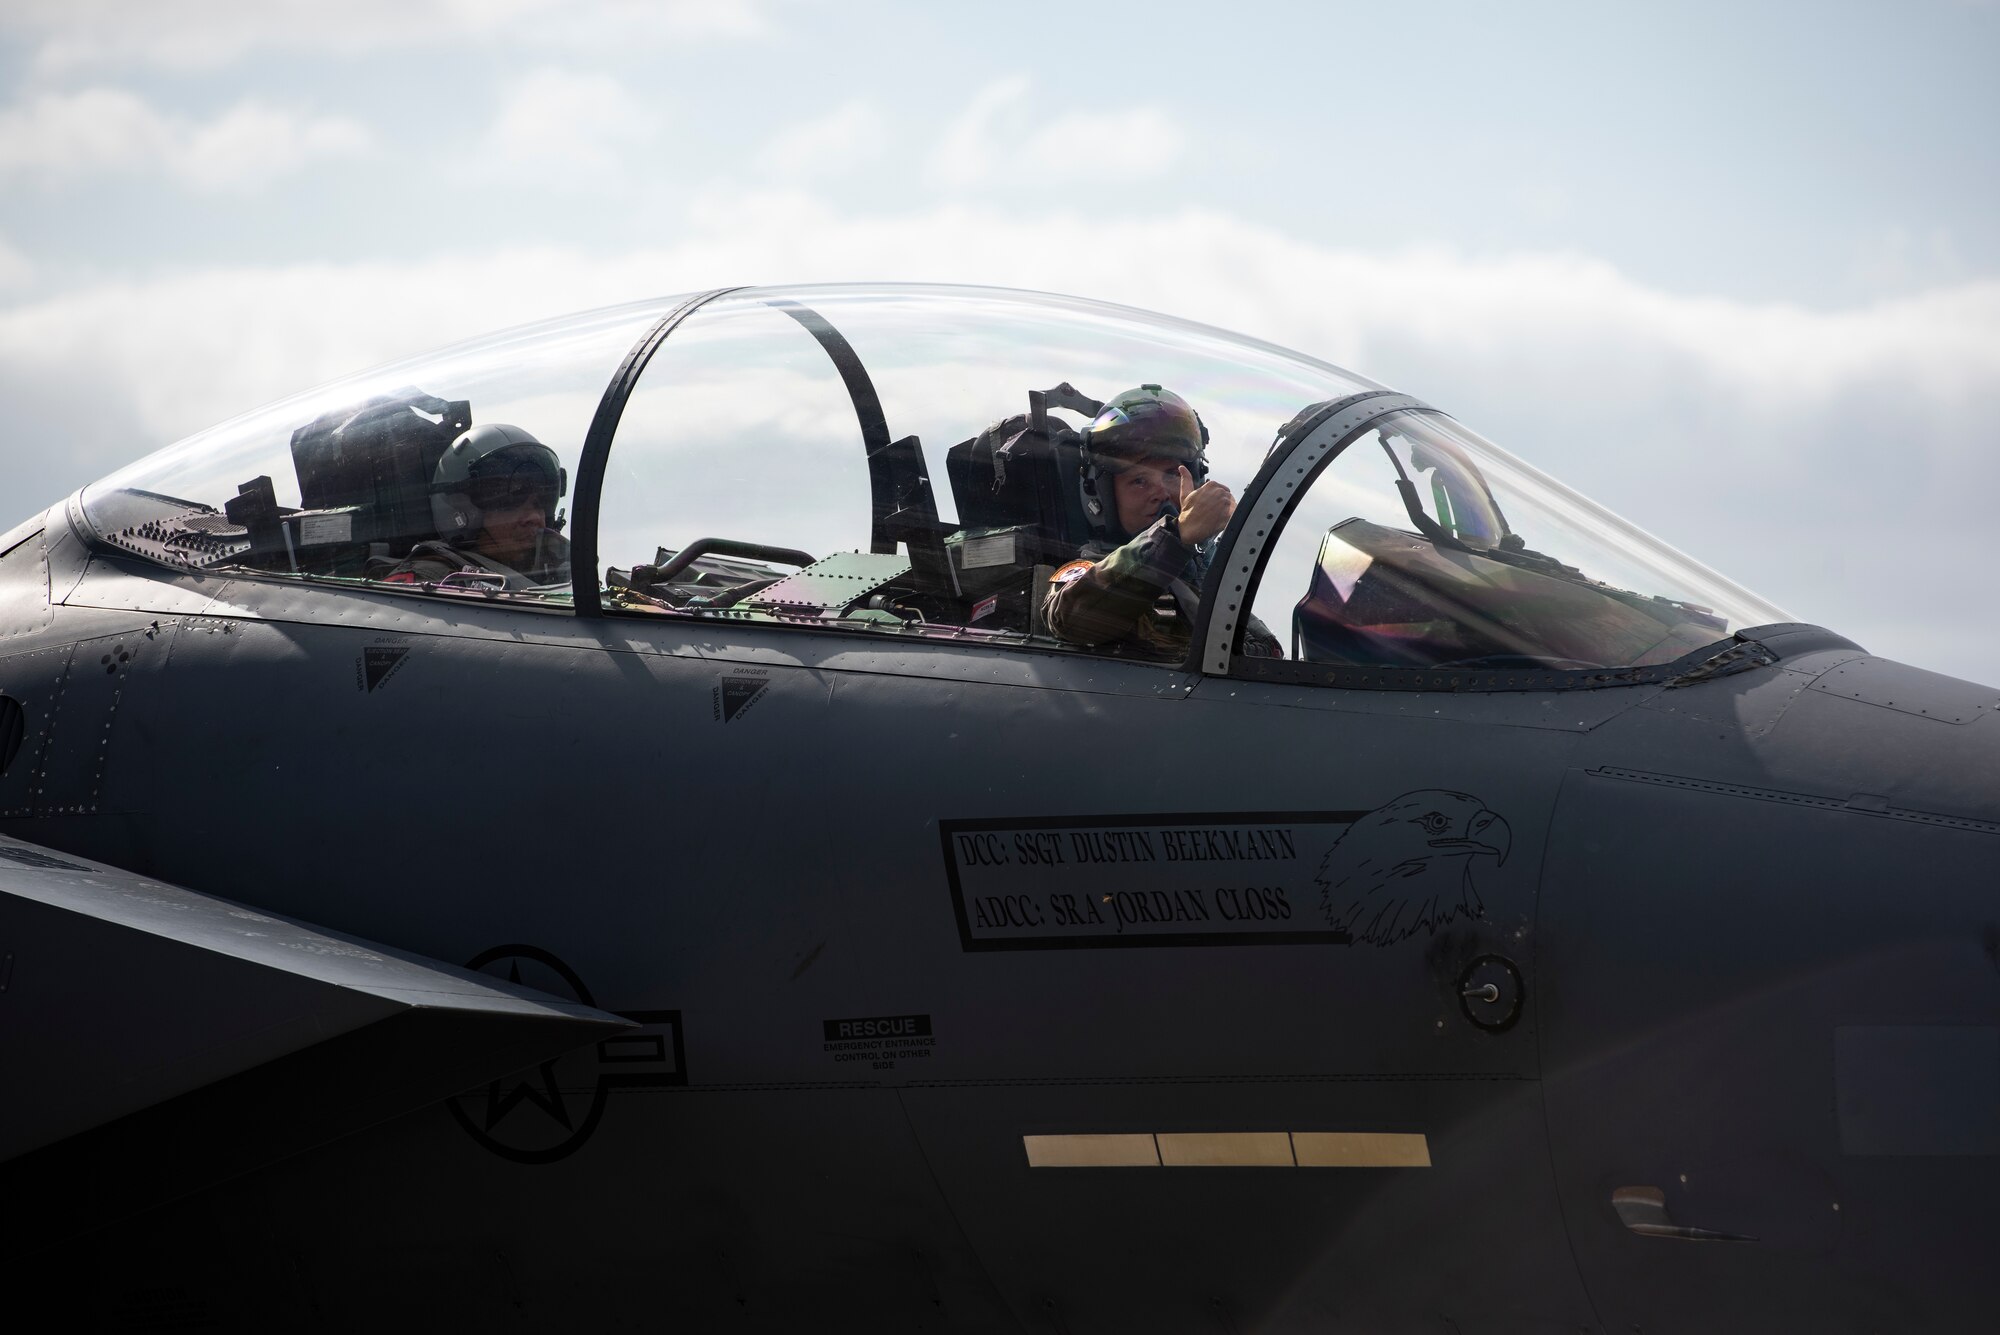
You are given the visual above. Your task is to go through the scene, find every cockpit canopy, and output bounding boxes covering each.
[78,283,1788,685]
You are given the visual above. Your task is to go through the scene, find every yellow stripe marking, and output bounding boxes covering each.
[1022,1131,1431,1168]
[1157,1132,1295,1167]
[1023,1133,1160,1167]
[1290,1131,1431,1168]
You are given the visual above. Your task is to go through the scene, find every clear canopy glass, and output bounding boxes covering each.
[1260,410,1787,670]
[75,282,1789,683]
[595,284,1380,632]
[80,298,674,598]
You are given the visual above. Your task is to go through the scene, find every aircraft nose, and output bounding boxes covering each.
[1470,809,1512,865]
[1770,655,2000,827]
[1541,658,2000,1329]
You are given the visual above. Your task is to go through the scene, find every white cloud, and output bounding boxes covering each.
[3,0,774,74]
[1849,224,1970,297]
[176,102,372,191]
[1511,181,1573,224]
[0,234,31,290]
[930,78,1184,190]
[1,197,1995,680]
[0,88,171,176]
[929,77,1027,190]
[757,101,884,179]
[476,69,659,179]
[0,88,370,190]
[1021,106,1183,181]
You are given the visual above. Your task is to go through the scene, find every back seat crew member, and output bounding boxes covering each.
[373,424,570,589]
[1043,385,1280,659]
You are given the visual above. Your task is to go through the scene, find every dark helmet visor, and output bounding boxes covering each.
[1084,390,1205,469]
[466,444,561,515]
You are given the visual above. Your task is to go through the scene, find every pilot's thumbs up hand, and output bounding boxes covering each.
[1177,466,1234,546]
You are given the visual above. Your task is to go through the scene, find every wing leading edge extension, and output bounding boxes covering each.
[0,834,630,1251]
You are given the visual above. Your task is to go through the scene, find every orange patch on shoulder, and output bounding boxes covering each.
[1051,560,1094,586]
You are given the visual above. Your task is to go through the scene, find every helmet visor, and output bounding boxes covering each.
[1084,395,1205,468]
[466,444,562,516]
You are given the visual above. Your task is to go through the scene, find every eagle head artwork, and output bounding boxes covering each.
[1316,791,1512,945]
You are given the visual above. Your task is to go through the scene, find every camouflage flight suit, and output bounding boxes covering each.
[1043,515,1281,661]
[370,530,571,592]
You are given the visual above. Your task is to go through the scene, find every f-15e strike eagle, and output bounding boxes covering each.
[1,284,1993,1332]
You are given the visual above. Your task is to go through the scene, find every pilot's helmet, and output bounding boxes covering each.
[1082,385,1208,473]
[1080,385,1209,539]
[431,423,567,543]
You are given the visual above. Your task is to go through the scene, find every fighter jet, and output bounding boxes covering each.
[0,284,1993,1333]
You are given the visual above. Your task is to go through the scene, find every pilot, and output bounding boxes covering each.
[1043,385,1280,659]
[375,424,570,588]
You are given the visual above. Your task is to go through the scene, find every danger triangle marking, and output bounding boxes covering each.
[362,647,409,692]
[719,679,768,722]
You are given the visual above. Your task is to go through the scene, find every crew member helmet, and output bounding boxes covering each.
[430,423,566,543]
[1080,385,1209,475]
[1078,384,1209,541]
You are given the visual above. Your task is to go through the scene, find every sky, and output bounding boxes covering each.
[0,0,1995,681]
